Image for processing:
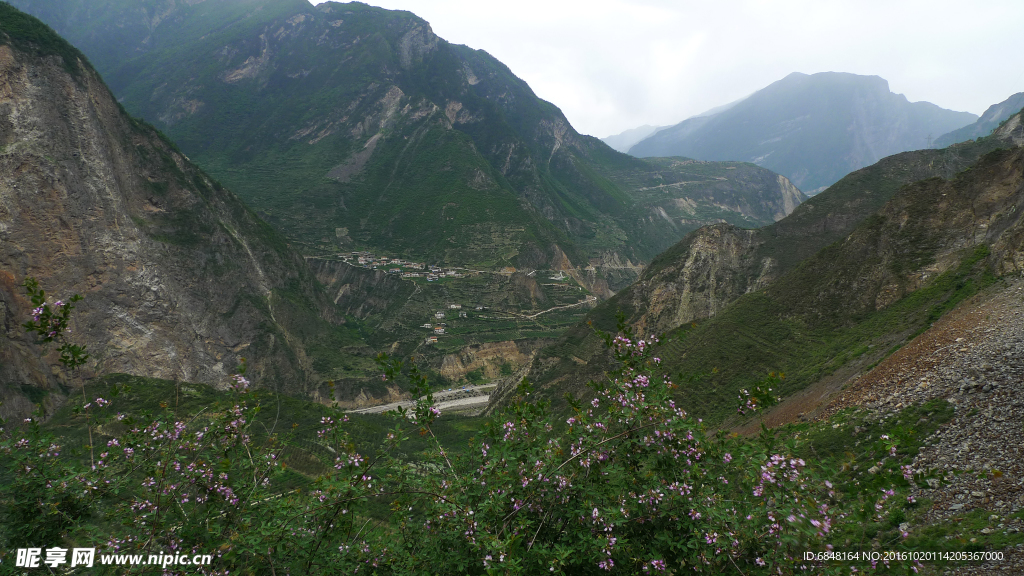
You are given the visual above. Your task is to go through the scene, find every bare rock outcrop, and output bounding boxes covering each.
[0,35,338,419]
[621,224,767,336]
[439,340,530,382]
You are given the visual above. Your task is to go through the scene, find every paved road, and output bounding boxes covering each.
[347,384,494,415]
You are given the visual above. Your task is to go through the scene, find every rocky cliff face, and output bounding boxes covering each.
[0,16,344,420]
[787,146,1024,319]
[618,225,766,336]
[438,340,531,382]
[993,112,1024,147]
[606,121,1023,338]
[330,382,408,411]
[774,174,805,220]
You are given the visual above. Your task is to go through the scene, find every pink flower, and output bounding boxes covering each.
[230,374,250,392]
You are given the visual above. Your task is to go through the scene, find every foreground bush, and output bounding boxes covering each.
[1,282,918,574]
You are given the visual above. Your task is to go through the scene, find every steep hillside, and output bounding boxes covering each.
[8,0,805,284]
[935,92,1024,148]
[0,0,310,75]
[523,114,1023,418]
[0,5,364,420]
[630,72,977,194]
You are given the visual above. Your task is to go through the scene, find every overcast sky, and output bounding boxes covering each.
[311,0,1024,138]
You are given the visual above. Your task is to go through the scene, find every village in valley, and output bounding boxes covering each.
[336,251,599,348]
[421,303,472,345]
[340,251,466,282]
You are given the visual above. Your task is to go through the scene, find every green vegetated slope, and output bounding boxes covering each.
[528,125,1024,422]
[8,0,804,283]
[0,4,372,419]
[588,157,804,257]
[630,72,978,193]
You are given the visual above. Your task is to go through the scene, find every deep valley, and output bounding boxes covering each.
[2,1,1024,573]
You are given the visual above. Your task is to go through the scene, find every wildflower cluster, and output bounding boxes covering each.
[737,372,782,416]
[0,283,928,574]
[21,277,89,370]
[356,322,845,574]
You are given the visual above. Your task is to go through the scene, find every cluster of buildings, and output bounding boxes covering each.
[341,252,464,281]
[342,251,424,270]
[414,266,465,281]
[422,304,481,344]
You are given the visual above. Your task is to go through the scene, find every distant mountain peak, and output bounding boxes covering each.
[629,71,976,193]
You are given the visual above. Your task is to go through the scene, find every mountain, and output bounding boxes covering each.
[0,4,370,420]
[8,0,805,287]
[934,92,1024,148]
[629,72,977,194]
[600,125,659,153]
[602,98,749,154]
[519,109,1023,419]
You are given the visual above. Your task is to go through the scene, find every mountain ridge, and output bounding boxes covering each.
[517,110,1023,418]
[8,0,806,290]
[629,71,977,194]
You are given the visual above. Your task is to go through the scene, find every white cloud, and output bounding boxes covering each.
[311,0,1024,137]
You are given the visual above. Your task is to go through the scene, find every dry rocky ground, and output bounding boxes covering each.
[820,278,1024,574]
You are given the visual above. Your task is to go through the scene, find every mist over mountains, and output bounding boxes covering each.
[628,72,978,194]
[600,124,659,153]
